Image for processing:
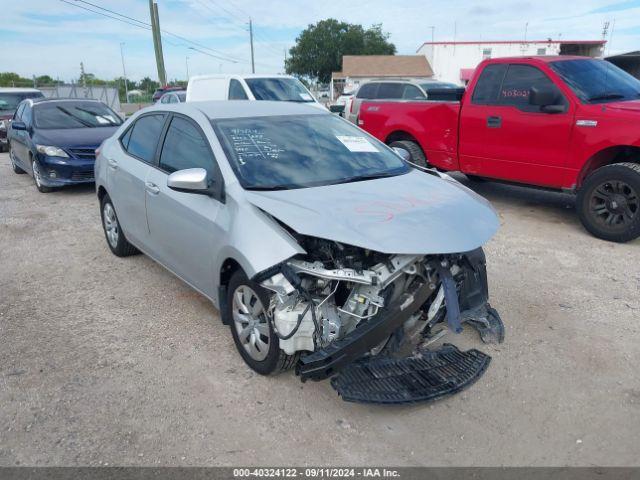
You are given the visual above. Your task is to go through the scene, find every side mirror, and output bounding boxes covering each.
[167,167,210,194]
[11,121,27,131]
[392,147,411,162]
[529,86,564,113]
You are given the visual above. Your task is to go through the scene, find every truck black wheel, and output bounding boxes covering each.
[389,140,427,168]
[577,162,640,243]
[227,270,299,376]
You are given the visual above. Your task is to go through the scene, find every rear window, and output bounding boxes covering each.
[377,83,405,99]
[124,114,166,163]
[472,64,508,104]
[356,83,378,99]
[244,77,314,102]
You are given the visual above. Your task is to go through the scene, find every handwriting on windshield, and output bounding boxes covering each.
[229,128,284,165]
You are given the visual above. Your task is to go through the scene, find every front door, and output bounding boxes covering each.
[144,115,224,297]
[459,63,574,188]
[109,113,167,248]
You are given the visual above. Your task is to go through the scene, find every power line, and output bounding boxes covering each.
[64,0,247,64]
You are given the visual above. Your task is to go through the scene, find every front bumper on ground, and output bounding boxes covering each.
[36,154,95,186]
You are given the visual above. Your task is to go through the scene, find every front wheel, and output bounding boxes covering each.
[31,158,53,193]
[100,194,139,257]
[227,270,298,375]
[388,140,427,168]
[577,162,640,243]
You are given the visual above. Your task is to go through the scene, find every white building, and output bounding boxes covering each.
[417,40,606,85]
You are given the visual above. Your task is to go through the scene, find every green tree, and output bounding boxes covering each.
[138,76,159,93]
[0,72,32,87]
[285,19,396,83]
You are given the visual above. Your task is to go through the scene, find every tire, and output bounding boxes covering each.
[227,270,298,376]
[31,158,53,193]
[100,194,139,257]
[577,162,640,243]
[9,144,25,174]
[388,140,427,168]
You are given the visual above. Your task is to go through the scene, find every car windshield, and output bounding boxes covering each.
[34,102,123,129]
[213,114,409,190]
[244,78,315,102]
[0,92,43,113]
[550,59,640,103]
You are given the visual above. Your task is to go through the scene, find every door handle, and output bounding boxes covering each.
[107,158,118,170]
[145,182,160,195]
[487,116,502,128]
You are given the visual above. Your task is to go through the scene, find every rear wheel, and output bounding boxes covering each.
[9,144,25,174]
[577,162,640,242]
[388,140,427,168]
[227,270,298,375]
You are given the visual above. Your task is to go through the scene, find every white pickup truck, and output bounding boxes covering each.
[186,74,326,110]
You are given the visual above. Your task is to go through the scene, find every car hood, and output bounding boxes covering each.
[602,99,640,113]
[244,170,499,254]
[34,127,119,148]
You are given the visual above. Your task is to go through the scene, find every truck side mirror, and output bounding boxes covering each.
[529,86,564,113]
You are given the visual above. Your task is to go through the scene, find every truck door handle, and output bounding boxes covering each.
[107,158,118,170]
[487,116,502,128]
[145,182,160,195]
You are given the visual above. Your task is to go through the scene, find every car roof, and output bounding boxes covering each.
[0,87,42,93]
[483,55,594,64]
[146,100,328,120]
[189,74,296,81]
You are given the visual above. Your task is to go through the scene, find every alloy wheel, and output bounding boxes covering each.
[589,180,638,228]
[102,202,120,248]
[32,160,43,188]
[232,285,270,361]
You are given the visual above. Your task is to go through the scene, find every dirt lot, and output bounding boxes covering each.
[1,151,639,467]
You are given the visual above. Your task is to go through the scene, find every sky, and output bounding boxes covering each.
[1,0,639,83]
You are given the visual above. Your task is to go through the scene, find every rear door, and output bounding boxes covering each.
[10,103,28,165]
[109,113,167,248]
[144,114,225,297]
[459,62,574,187]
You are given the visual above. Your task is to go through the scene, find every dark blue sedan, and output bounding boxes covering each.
[7,98,122,192]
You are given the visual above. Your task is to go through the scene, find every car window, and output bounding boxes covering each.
[14,103,25,120]
[22,105,33,127]
[402,85,425,100]
[160,95,169,104]
[125,114,166,163]
[0,92,43,114]
[377,83,405,99]
[159,116,213,174]
[229,79,248,100]
[120,125,133,149]
[169,94,180,104]
[245,77,313,102]
[472,64,508,104]
[499,64,563,111]
[356,83,378,99]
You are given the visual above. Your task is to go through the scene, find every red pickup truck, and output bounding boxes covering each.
[359,56,640,243]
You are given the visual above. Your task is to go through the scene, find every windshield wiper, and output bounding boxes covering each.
[244,184,296,191]
[587,93,625,102]
[56,106,94,128]
[331,172,401,185]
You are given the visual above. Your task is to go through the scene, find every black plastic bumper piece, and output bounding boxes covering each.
[330,344,491,404]
[297,280,436,382]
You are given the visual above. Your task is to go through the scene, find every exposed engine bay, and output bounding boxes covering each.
[254,235,504,402]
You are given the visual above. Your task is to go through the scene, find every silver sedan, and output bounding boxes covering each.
[95,101,503,400]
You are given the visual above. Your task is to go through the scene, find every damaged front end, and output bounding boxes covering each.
[254,236,504,404]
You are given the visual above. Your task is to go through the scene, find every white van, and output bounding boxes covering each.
[185,74,325,110]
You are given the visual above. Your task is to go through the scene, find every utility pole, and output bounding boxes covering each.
[427,26,435,43]
[185,56,190,80]
[120,42,129,102]
[80,62,86,87]
[249,18,255,73]
[149,0,167,85]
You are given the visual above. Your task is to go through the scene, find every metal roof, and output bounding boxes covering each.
[144,100,328,120]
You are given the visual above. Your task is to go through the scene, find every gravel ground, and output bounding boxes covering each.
[1,151,639,467]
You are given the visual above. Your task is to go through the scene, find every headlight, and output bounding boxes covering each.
[36,145,69,158]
